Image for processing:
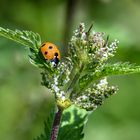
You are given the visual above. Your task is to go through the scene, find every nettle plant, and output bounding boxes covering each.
[0,23,140,140]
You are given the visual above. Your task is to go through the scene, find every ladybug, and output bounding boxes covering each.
[41,42,60,66]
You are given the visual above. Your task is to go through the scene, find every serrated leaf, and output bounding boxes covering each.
[0,27,56,74]
[34,105,56,140]
[0,27,41,49]
[95,62,140,77]
[58,105,88,140]
[79,62,140,93]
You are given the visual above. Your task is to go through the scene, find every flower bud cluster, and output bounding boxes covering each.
[72,78,117,110]
[41,60,73,102]
[67,23,119,110]
[41,23,119,111]
[70,23,119,65]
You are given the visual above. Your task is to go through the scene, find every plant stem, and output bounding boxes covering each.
[68,64,84,98]
[50,107,63,140]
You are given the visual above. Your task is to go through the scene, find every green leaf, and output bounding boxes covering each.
[58,105,88,140]
[34,106,89,140]
[34,105,56,140]
[95,62,140,77]
[79,62,140,93]
[0,27,41,49]
[0,27,56,74]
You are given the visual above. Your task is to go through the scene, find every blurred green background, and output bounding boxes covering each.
[0,0,140,140]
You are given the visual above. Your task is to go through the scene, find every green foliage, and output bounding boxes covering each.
[0,27,55,73]
[58,106,88,140]
[0,27,41,49]
[35,106,88,140]
[79,62,140,92]
[98,62,140,77]
[34,106,56,140]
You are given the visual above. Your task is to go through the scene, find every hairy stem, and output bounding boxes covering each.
[50,107,63,140]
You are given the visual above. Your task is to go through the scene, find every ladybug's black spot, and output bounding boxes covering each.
[54,52,58,56]
[44,51,48,55]
[49,46,53,49]
[41,43,45,47]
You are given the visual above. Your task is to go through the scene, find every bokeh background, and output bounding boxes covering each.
[0,0,140,140]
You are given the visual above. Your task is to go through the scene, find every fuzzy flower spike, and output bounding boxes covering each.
[39,23,119,111]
